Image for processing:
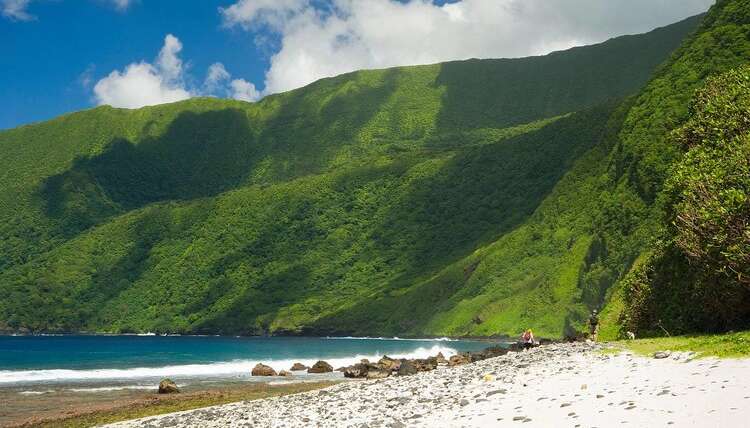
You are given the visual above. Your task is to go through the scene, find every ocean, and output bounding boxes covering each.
[0,335,493,390]
[0,335,495,425]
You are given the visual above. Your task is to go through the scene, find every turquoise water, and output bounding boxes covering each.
[0,335,492,388]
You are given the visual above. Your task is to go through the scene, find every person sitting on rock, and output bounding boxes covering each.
[520,329,535,349]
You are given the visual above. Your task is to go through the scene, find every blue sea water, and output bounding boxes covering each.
[0,335,493,389]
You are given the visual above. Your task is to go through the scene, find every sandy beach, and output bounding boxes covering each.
[103,342,750,427]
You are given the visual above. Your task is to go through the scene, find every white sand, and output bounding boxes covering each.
[104,342,750,427]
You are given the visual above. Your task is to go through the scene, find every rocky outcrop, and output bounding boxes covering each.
[412,357,439,372]
[366,366,392,379]
[308,360,334,373]
[377,356,400,371]
[252,363,277,376]
[278,370,293,377]
[449,353,472,366]
[158,378,179,394]
[343,363,370,378]
[397,360,418,376]
[290,363,308,371]
[341,343,542,378]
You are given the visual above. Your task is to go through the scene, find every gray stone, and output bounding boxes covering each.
[157,378,179,394]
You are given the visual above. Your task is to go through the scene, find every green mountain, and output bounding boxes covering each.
[0,5,747,338]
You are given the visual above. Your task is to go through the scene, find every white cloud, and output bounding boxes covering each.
[203,62,261,102]
[93,63,192,109]
[156,34,184,83]
[221,0,715,96]
[220,0,307,30]
[1,0,33,21]
[230,79,261,102]
[204,62,231,93]
[2,0,135,21]
[94,38,260,109]
[94,34,192,109]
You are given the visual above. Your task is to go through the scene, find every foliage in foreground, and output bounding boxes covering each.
[621,65,750,336]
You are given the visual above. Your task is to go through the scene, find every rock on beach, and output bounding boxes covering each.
[251,363,277,376]
[157,378,179,394]
[307,360,334,373]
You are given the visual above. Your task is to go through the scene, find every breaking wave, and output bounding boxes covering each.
[0,345,458,385]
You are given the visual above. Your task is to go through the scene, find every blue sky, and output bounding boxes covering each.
[1,0,268,129]
[1,0,714,130]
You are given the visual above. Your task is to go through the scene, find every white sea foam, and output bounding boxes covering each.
[325,336,459,342]
[18,390,56,395]
[0,345,458,385]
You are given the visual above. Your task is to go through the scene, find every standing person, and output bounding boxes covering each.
[589,310,600,342]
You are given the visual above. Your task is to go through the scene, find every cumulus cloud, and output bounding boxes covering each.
[1,0,34,21]
[94,34,192,108]
[205,62,231,93]
[230,79,261,102]
[221,0,715,96]
[202,62,261,102]
[95,37,260,109]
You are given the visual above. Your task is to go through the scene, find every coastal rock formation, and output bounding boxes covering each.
[308,361,333,373]
[157,378,179,394]
[397,360,418,376]
[449,354,471,366]
[252,363,277,376]
[412,357,438,372]
[377,356,399,371]
[343,363,369,378]
[278,370,293,377]
[290,363,308,371]
[366,366,391,379]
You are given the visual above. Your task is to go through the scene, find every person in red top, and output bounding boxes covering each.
[520,329,535,349]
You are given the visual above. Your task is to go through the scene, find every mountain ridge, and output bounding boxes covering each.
[3,9,746,339]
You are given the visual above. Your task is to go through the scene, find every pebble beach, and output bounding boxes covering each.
[104,342,750,427]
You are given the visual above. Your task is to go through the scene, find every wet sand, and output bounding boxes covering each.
[0,379,336,427]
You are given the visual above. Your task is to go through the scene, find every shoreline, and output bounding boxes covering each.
[104,342,750,427]
[2,380,338,428]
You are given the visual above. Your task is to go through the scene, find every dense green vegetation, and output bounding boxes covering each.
[621,65,750,336]
[610,331,750,359]
[1,5,746,339]
[607,0,750,338]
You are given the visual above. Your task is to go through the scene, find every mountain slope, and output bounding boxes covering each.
[0,15,705,336]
